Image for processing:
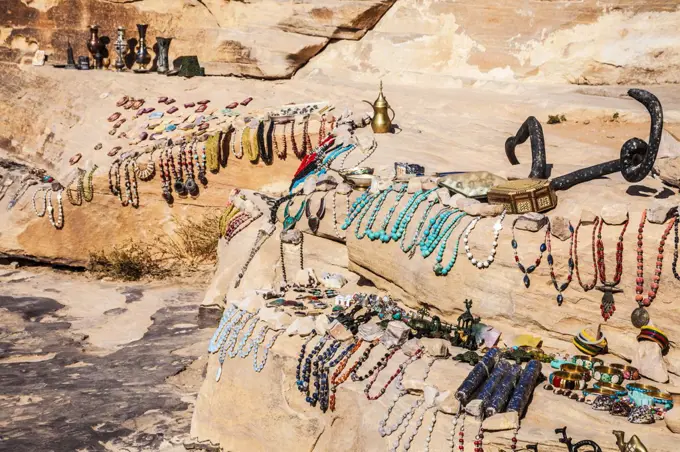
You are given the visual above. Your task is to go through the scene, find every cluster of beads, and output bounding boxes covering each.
[420,208,466,259]
[596,215,628,320]
[370,184,407,242]
[329,339,365,411]
[573,217,600,291]
[307,340,340,406]
[253,330,283,372]
[215,309,256,381]
[46,189,64,229]
[318,341,356,412]
[365,349,423,401]
[359,187,395,240]
[352,345,397,382]
[297,333,326,393]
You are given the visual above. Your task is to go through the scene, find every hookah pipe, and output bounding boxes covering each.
[505,89,663,190]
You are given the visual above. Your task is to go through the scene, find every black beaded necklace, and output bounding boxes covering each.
[307,340,340,406]
[296,332,317,387]
[298,335,327,394]
[319,341,356,412]
[351,345,397,382]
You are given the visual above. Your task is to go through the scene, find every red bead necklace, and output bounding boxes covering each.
[573,217,600,291]
[631,210,676,327]
[595,215,628,320]
[329,339,367,412]
[364,348,422,401]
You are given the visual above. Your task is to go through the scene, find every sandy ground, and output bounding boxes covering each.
[0,264,214,452]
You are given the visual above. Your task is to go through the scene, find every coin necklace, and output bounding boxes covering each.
[545,219,575,306]
[596,214,628,321]
[511,217,547,288]
[464,209,506,269]
[573,217,600,291]
[83,165,98,202]
[631,210,675,328]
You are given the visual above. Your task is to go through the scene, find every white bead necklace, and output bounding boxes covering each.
[32,187,48,217]
[46,189,64,229]
[464,210,506,269]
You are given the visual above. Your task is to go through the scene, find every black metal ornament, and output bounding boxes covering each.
[505,89,663,190]
[306,197,326,234]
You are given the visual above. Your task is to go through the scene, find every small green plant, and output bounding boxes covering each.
[612,112,620,121]
[89,243,169,281]
[547,114,567,125]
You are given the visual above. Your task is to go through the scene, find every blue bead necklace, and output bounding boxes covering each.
[429,211,467,263]
[433,215,471,275]
[341,191,373,230]
[229,316,259,358]
[391,189,435,242]
[296,332,317,387]
[401,198,440,257]
[298,335,327,393]
[239,323,267,358]
[319,341,357,412]
[419,208,460,258]
[216,309,256,381]
[308,340,340,406]
[370,184,407,242]
[359,187,394,240]
[511,217,547,288]
[208,304,238,353]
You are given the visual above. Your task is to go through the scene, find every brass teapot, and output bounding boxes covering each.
[363,81,395,134]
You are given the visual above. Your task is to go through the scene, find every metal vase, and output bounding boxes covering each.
[114,26,127,72]
[135,24,151,71]
[156,37,172,74]
[87,25,102,69]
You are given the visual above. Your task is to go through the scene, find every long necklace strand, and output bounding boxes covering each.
[635,210,675,310]
[596,215,628,320]
[511,218,547,288]
[545,220,575,306]
[465,210,506,269]
[573,217,600,291]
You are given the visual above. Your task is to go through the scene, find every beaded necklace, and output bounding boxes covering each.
[511,218,547,288]
[318,115,326,146]
[32,187,48,217]
[66,169,84,206]
[329,339,366,411]
[229,316,259,359]
[352,346,399,382]
[83,165,97,202]
[545,220,575,306]
[296,332,317,387]
[46,189,64,229]
[573,217,600,291]
[243,124,257,162]
[365,348,423,401]
[420,208,464,258]
[341,191,373,230]
[280,230,304,286]
[195,139,208,185]
[399,388,438,452]
[359,187,395,240]
[215,309,256,381]
[319,341,356,412]
[596,215,628,321]
[673,214,680,281]
[391,189,434,241]
[308,340,340,406]
[208,304,239,353]
[220,127,232,168]
[301,116,312,156]
[291,118,301,158]
[298,335,327,394]
[331,189,351,240]
[429,211,468,272]
[173,144,187,196]
[122,156,140,208]
[108,159,121,199]
[352,193,379,239]
[371,184,407,242]
[464,210,506,269]
[234,223,276,288]
[253,330,283,372]
[184,141,199,196]
[380,357,436,444]
[265,119,275,165]
[448,409,466,452]
[631,210,675,328]
[434,218,471,276]
[136,153,156,182]
[280,122,288,159]
[401,198,439,257]
[7,179,37,211]
[233,127,244,159]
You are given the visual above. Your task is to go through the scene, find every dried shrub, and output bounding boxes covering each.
[156,211,221,266]
[88,243,169,281]
[547,114,567,125]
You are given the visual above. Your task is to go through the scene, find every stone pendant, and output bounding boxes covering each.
[631,307,650,328]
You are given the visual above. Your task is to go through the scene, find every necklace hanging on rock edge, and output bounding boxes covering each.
[253,330,283,372]
[280,229,304,287]
[46,189,64,229]
[403,198,440,258]
[631,210,675,328]
[573,217,600,291]
[371,184,407,242]
[365,349,423,401]
[66,169,84,206]
[234,223,276,288]
[464,209,506,269]
[545,219,575,306]
[511,217,547,288]
[329,339,366,412]
[673,213,680,282]
[7,179,38,211]
[595,214,628,321]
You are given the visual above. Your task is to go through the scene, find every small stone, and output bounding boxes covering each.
[357,322,383,341]
[381,321,411,348]
[321,272,347,289]
[422,177,438,191]
[232,295,264,312]
[402,338,423,357]
[601,204,629,225]
[337,182,352,195]
[294,268,318,288]
[423,386,439,406]
[32,50,46,66]
[94,143,102,150]
[404,378,426,394]
[632,339,669,383]
[437,392,460,414]
[549,215,571,241]
[9,261,19,269]
[665,406,680,433]
[456,197,480,210]
[303,175,319,195]
[258,307,292,331]
[464,399,484,417]
[408,178,423,194]
[658,130,680,160]
[515,212,548,232]
[447,193,465,208]
[482,411,519,431]
[583,119,590,125]
[463,203,505,217]
[580,209,597,224]
[647,199,678,224]
[420,338,450,358]
[328,321,353,341]
[314,314,331,335]
[285,317,316,337]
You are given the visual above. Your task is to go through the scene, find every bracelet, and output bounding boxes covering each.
[610,363,640,381]
[592,365,624,385]
[626,382,659,394]
[570,355,604,370]
[549,371,586,390]
[560,363,591,381]
[572,329,608,356]
[583,387,617,398]
[647,390,674,410]
[637,327,670,355]
[593,381,627,396]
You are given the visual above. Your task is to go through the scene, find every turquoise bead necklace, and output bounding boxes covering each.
[357,187,394,240]
[429,211,467,263]
[391,189,436,242]
[434,217,474,276]
[350,193,378,238]
[341,190,372,230]
[370,184,407,242]
[401,198,440,257]
[419,208,459,258]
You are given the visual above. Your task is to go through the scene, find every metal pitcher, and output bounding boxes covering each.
[363,81,395,134]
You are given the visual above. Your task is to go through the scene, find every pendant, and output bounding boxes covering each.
[283,216,296,231]
[186,178,199,196]
[308,216,320,234]
[596,285,622,321]
[631,306,650,328]
[174,178,187,196]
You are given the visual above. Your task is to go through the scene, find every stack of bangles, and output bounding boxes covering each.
[549,371,586,390]
[637,325,670,355]
[593,382,627,396]
[611,363,641,380]
[627,383,674,410]
[571,355,604,370]
[560,363,591,381]
[573,329,608,356]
